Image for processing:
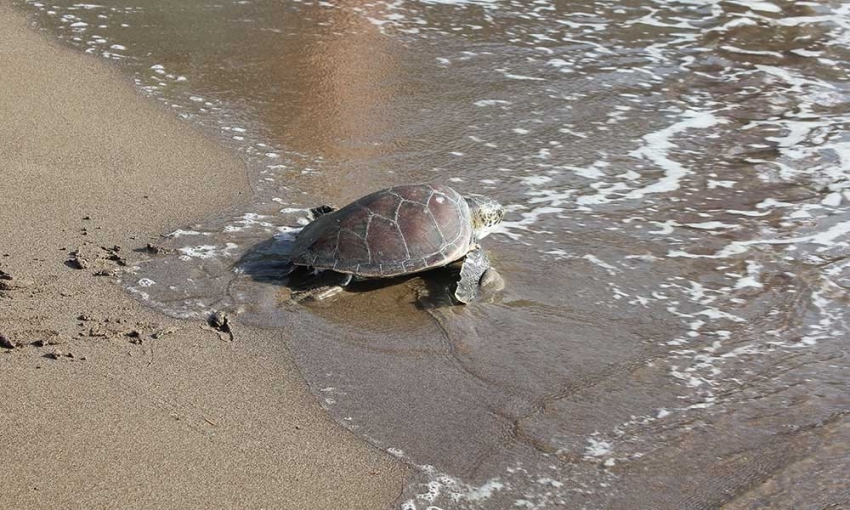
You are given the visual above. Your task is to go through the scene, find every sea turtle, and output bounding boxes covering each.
[288,183,505,303]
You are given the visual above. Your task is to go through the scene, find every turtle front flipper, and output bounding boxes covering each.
[290,271,353,304]
[309,204,337,220]
[454,247,491,304]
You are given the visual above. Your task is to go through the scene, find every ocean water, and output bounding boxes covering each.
[19,0,850,507]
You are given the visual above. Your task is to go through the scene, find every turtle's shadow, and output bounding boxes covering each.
[233,234,459,308]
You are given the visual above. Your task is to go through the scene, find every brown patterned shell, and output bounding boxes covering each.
[290,184,474,277]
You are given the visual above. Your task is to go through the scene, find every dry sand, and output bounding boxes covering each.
[0,3,406,508]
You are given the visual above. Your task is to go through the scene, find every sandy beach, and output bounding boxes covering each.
[0,2,406,508]
[6,0,850,507]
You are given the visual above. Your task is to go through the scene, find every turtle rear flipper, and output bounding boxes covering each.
[454,247,491,304]
[290,271,353,304]
[309,204,337,220]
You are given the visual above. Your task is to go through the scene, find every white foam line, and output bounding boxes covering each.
[684,221,739,230]
[561,37,613,54]
[474,99,511,107]
[500,72,546,81]
[583,437,613,458]
[178,243,239,259]
[495,205,564,239]
[756,65,837,91]
[625,110,724,199]
[167,229,210,237]
[724,0,781,13]
[395,450,504,509]
[419,0,499,5]
[721,45,783,58]
[708,17,758,32]
[735,261,764,289]
[583,254,619,274]
[669,220,850,259]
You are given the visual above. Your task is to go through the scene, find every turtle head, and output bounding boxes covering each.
[465,195,505,240]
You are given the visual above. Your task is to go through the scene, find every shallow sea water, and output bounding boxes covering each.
[19,0,850,507]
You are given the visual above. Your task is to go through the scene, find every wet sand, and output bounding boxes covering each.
[0,3,406,508]
[8,0,850,506]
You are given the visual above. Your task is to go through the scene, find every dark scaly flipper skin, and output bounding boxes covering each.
[309,204,336,219]
[454,247,491,304]
[290,184,474,277]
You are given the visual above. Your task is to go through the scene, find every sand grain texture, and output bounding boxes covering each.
[0,3,406,508]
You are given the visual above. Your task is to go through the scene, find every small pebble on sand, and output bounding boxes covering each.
[0,334,16,349]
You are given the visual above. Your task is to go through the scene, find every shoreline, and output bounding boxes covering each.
[0,2,406,508]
